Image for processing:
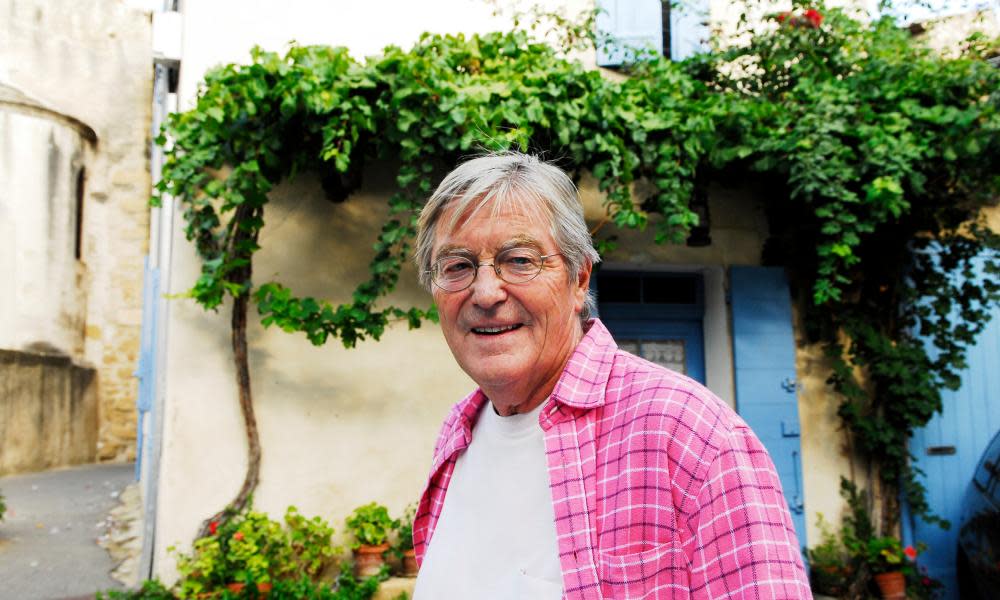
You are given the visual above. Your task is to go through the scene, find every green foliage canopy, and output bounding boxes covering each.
[155,3,1000,529]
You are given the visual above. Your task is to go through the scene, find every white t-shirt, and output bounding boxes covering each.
[413,400,563,600]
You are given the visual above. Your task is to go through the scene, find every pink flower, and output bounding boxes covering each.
[233,531,244,541]
[904,545,918,560]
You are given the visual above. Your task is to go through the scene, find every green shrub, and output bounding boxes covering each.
[233,571,387,600]
[170,506,337,598]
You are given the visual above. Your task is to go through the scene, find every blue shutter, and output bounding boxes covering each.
[670,0,710,60]
[595,0,663,67]
[730,266,808,550]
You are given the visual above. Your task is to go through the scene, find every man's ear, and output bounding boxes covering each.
[574,260,593,313]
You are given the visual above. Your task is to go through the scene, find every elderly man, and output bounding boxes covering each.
[411,153,811,599]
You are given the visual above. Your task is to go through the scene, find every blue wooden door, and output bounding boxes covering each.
[602,316,706,383]
[730,266,808,550]
[905,303,1000,599]
[596,271,706,383]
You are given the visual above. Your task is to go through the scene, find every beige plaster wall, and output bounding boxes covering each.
[155,173,474,580]
[2,0,153,460]
[0,350,99,475]
[793,325,857,546]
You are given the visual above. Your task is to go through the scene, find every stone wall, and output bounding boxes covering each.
[0,350,98,475]
[2,0,153,461]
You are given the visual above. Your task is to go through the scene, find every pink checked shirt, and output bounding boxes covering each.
[414,319,812,599]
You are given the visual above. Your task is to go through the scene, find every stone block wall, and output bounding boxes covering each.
[3,0,154,461]
[0,350,98,475]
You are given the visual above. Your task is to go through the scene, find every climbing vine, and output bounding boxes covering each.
[696,6,1000,533]
[156,1,1000,541]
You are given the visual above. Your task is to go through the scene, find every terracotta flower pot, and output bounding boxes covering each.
[225,582,273,597]
[873,571,906,600]
[401,548,419,577]
[353,542,390,578]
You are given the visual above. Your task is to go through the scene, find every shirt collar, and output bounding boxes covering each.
[549,318,617,410]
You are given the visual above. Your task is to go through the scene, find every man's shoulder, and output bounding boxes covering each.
[601,349,745,444]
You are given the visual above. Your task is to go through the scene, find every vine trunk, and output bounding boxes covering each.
[196,210,261,539]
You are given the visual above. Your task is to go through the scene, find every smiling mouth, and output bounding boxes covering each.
[471,324,523,335]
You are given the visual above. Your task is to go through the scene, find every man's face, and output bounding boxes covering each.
[431,201,591,413]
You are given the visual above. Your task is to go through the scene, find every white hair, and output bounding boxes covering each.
[415,152,601,321]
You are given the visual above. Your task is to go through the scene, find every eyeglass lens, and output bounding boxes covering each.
[433,247,546,291]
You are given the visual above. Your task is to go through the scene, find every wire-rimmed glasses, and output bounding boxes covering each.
[428,247,563,292]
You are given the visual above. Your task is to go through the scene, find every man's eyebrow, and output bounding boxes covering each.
[434,235,544,261]
[434,244,475,259]
[500,235,543,251]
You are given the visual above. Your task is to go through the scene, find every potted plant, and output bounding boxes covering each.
[345,502,398,578]
[858,536,920,600]
[392,504,417,578]
[807,513,853,597]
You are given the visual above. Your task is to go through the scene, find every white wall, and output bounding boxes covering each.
[0,110,89,357]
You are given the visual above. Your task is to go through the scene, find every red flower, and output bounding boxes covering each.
[803,9,823,28]
[922,577,932,586]
[209,521,219,535]
[233,531,244,541]
[777,11,790,23]
[904,545,918,560]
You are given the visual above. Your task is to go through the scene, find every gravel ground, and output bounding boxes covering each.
[0,463,134,600]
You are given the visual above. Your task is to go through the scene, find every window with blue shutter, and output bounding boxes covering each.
[595,0,709,67]
[596,271,706,383]
[730,266,808,551]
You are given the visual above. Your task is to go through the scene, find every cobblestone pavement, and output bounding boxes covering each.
[0,463,134,600]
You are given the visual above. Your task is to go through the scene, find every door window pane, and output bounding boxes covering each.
[618,339,686,374]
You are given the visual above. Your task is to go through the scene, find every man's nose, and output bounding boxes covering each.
[469,263,507,308]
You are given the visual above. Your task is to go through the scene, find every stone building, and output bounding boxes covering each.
[0,0,153,471]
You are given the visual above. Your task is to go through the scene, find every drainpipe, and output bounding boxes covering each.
[138,0,182,582]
